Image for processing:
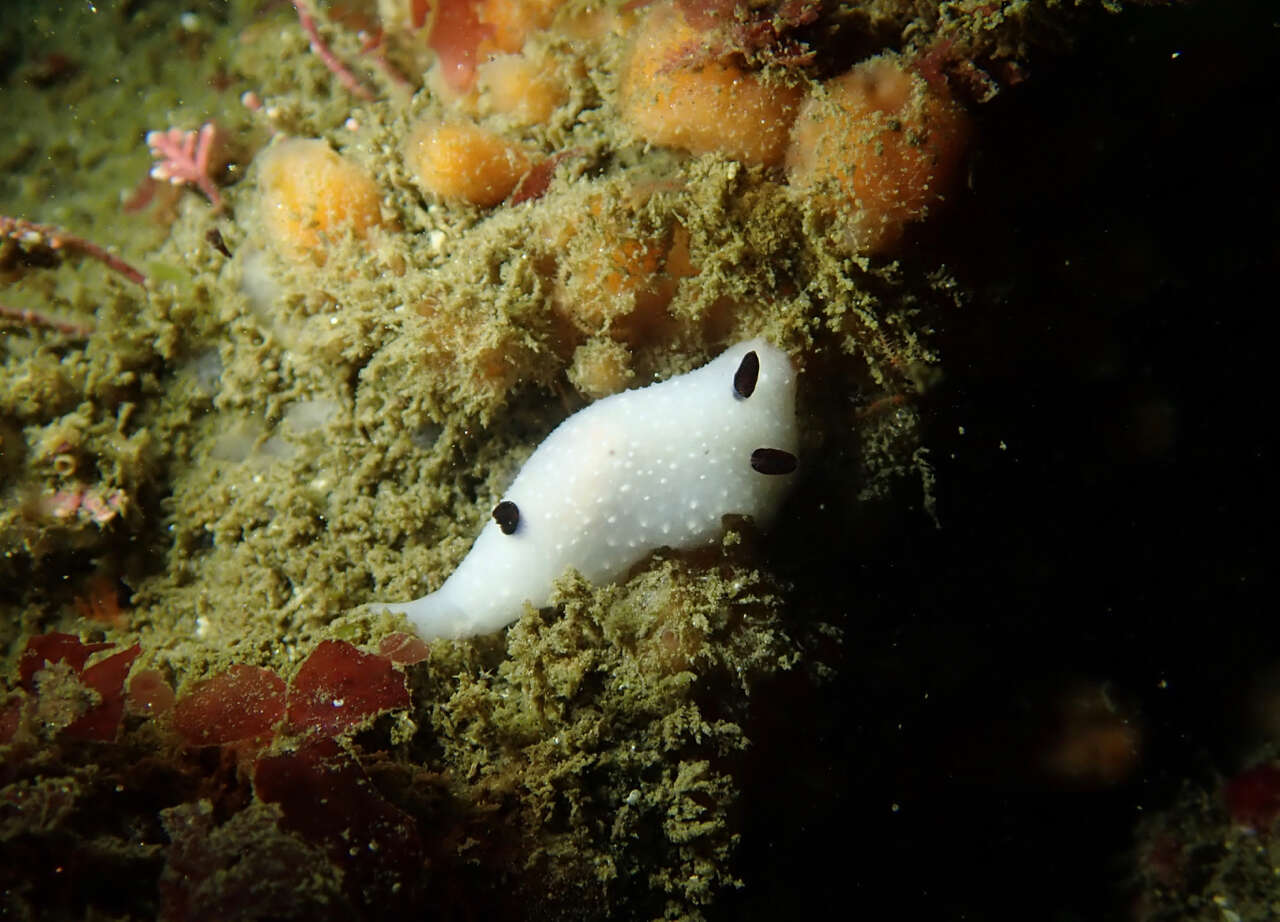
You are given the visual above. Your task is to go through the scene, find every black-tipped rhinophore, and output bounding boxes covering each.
[733,351,759,399]
[750,448,797,476]
[493,500,520,534]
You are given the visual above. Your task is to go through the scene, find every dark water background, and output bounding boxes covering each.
[734,0,1278,918]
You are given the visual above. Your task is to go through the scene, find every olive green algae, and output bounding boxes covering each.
[395,553,796,917]
[0,0,1130,918]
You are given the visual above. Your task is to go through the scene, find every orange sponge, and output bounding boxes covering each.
[256,139,384,263]
[786,56,970,254]
[405,119,531,207]
[619,1,802,168]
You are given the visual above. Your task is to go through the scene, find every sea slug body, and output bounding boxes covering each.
[379,338,799,640]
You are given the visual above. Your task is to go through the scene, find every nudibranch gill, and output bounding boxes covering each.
[377,337,800,640]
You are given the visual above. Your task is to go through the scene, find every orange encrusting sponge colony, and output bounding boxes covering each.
[786,56,971,254]
[256,139,385,263]
[404,119,531,207]
[615,0,969,254]
[472,51,570,126]
[619,1,803,168]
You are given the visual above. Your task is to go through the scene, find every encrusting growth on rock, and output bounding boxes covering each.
[404,118,532,207]
[619,0,804,168]
[786,54,970,254]
[0,0,1130,916]
[255,138,386,263]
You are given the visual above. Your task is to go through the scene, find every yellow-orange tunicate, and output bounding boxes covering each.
[474,52,569,126]
[478,0,565,54]
[619,1,803,168]
[404,119,531,207]
[256,139,385,262]
[567,338,634,399]
[552,219,698,346]
[419,0,567,97]
[786,55,970,254]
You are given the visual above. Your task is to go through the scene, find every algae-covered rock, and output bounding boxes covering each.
[0,0,1170,917]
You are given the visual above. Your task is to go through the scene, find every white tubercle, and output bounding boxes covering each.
[378,338,799,640]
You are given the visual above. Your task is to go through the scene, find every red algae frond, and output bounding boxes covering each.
[15,633,141,742]
[284,639,411,737]
[173,664,287,747]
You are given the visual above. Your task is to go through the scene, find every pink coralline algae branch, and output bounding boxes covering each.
[292,0,377,100]
[39,485,129,526]
[0,303,93,338]
[145,122,224,211]
[1,216,146,336]
[1,215,146,286]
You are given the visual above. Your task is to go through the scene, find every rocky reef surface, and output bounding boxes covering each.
[5,1,1273,920]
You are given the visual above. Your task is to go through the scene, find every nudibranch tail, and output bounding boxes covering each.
[378,591,474,641]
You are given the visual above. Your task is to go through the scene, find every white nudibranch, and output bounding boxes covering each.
[378,338,799,640]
